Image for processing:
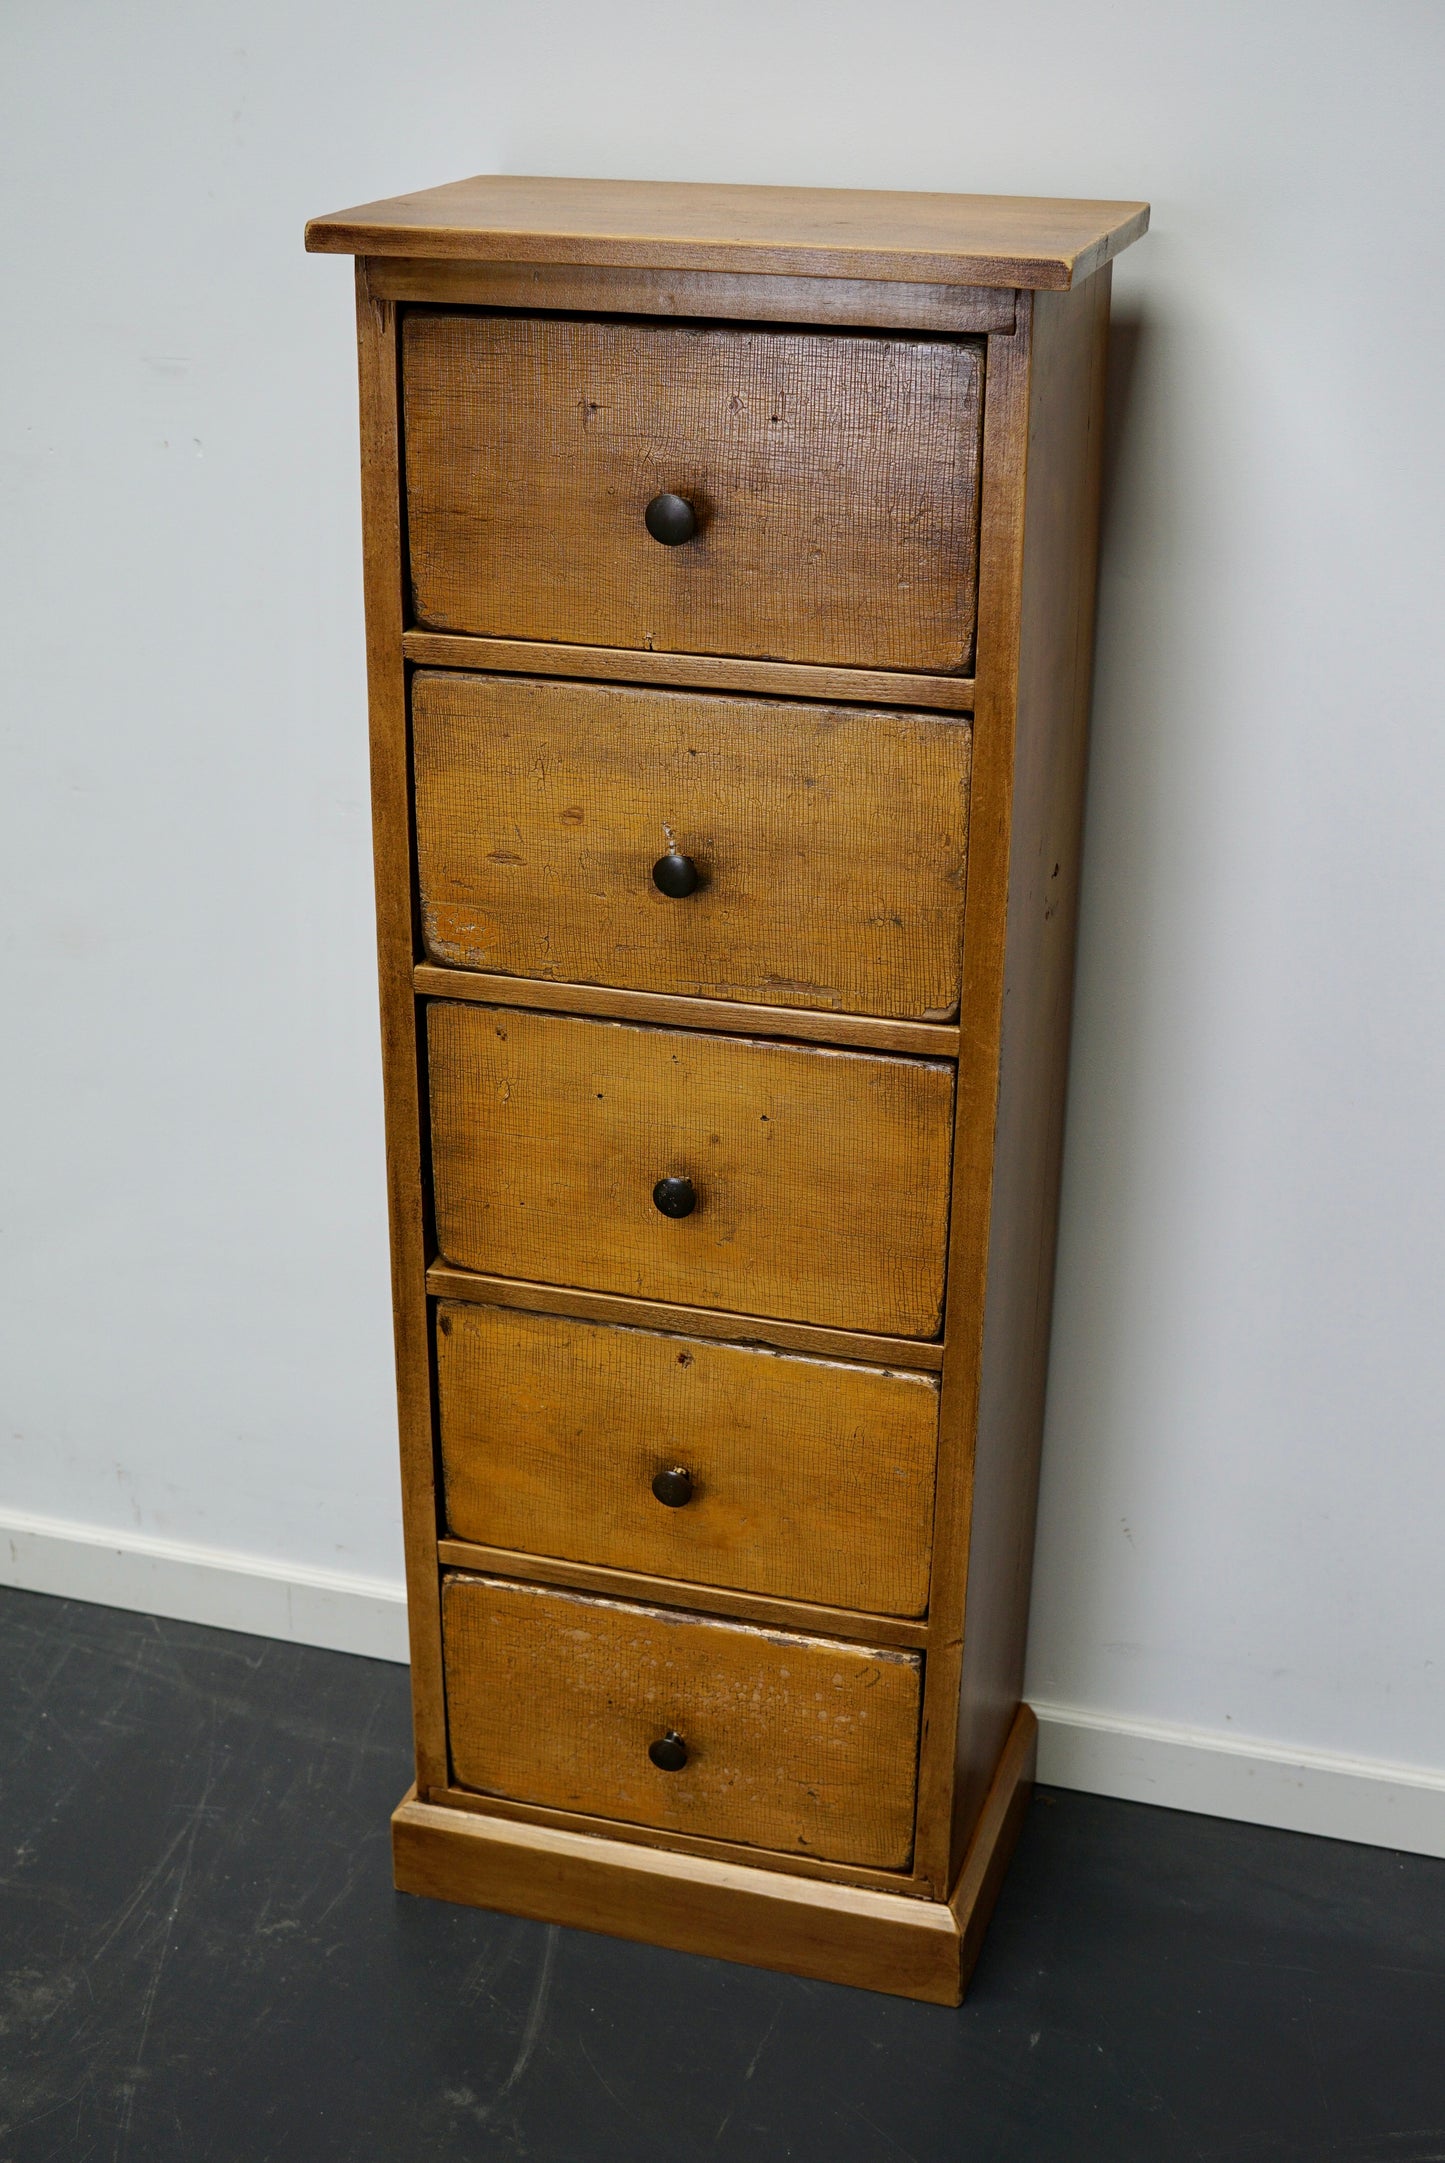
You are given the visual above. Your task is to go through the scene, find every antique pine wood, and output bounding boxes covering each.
[307,175,1148,288]
[392,1784,963,1998]
[434,1538,932,1654]
[412,672,971,1019]
[353,276,449,1794]
[435,1301,939,1613]
[946,271,1116,1883]
[423,1263,948,1373]
[413,964,961,1059]
[402,629,977,714]
[313,177,1146,2003]
[426,1002,955,1337]
[390,1706,1037,2004]
[403,313,983,672]
[364,255,1018,333]
[440,1575,923,1869]
[423,1774,935,1897]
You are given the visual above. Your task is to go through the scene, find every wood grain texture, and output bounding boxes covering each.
[392,1789,966,2001]
[307,175,1150,291]
[435,1301,939,1614]
[413,671,971,1019]
[423,1778,932,1893]
[413,964,961,1059]
[909,310,1037,1891]
[949,271,1113,1881]
[423,1264,947,1372]
[353,268,448,1792]
[950,1702,1038,1996]
[402,312,983,672]
[391,1705,1036,2000]
[402,630,976,713]
[425,1002,955,1336]
[365,254,1015,330]
[441,1574,923,1868]
[434,1538,931,1650]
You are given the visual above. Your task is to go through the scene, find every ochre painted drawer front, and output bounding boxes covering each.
[426,1003,954,1337]
[413,672,971,1021]
[402,313,983,673]
[442,1574,922,1867]
[436,1302,939,1615]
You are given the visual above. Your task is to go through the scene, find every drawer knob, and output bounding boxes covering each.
[652,1175,697,1219]
[648,1730,689,1772]
[644,492,698,546]
[652,851,700,898]
[651,1465,694,1508]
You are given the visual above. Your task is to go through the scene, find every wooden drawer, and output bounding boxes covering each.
[441,1574,922,1867]
[426,1002,954,1337]
[413,672,971,1021]
[436,1302,939,1615]
[402,312,983,673]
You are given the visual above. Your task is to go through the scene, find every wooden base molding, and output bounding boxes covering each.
[392,1703,1036,2004]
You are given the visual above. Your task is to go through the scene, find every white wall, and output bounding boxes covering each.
[3,2,1442,1838]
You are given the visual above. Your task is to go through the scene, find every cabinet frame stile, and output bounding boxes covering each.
[354,263,448,1793]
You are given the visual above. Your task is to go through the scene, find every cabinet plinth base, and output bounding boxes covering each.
[392,1702,1036,2004]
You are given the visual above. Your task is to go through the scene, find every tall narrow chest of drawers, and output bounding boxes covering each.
[306,176,1148,2003]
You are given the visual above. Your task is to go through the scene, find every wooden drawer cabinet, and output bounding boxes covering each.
[307,172,1147,2002]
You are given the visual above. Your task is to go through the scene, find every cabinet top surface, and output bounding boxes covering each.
[305,173,1148,290]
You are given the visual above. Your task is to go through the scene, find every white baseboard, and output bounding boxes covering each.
[3,1506,1441,1860]
[0,1505,409,1663]
[1034,1699,1445,1860]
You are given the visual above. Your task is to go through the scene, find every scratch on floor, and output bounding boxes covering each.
[577,2028,648,2130]
[470,1924,558,2125]
[712,1997,784,2143]
[843,2103,924,2163]
[112,1744,221,2162]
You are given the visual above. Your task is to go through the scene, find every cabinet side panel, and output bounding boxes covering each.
[949,267,1112,1877]
[355,263,448,1789]
[912,307,1033,1893]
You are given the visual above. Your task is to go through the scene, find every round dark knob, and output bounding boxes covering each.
[652,852,700,898]
[644,493,698,546]
[652,1176,696,1219]
[652,1466,694,1508]
[648,1730,688,1772]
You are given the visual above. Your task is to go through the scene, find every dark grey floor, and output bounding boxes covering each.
[1,1587,1442,2162]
